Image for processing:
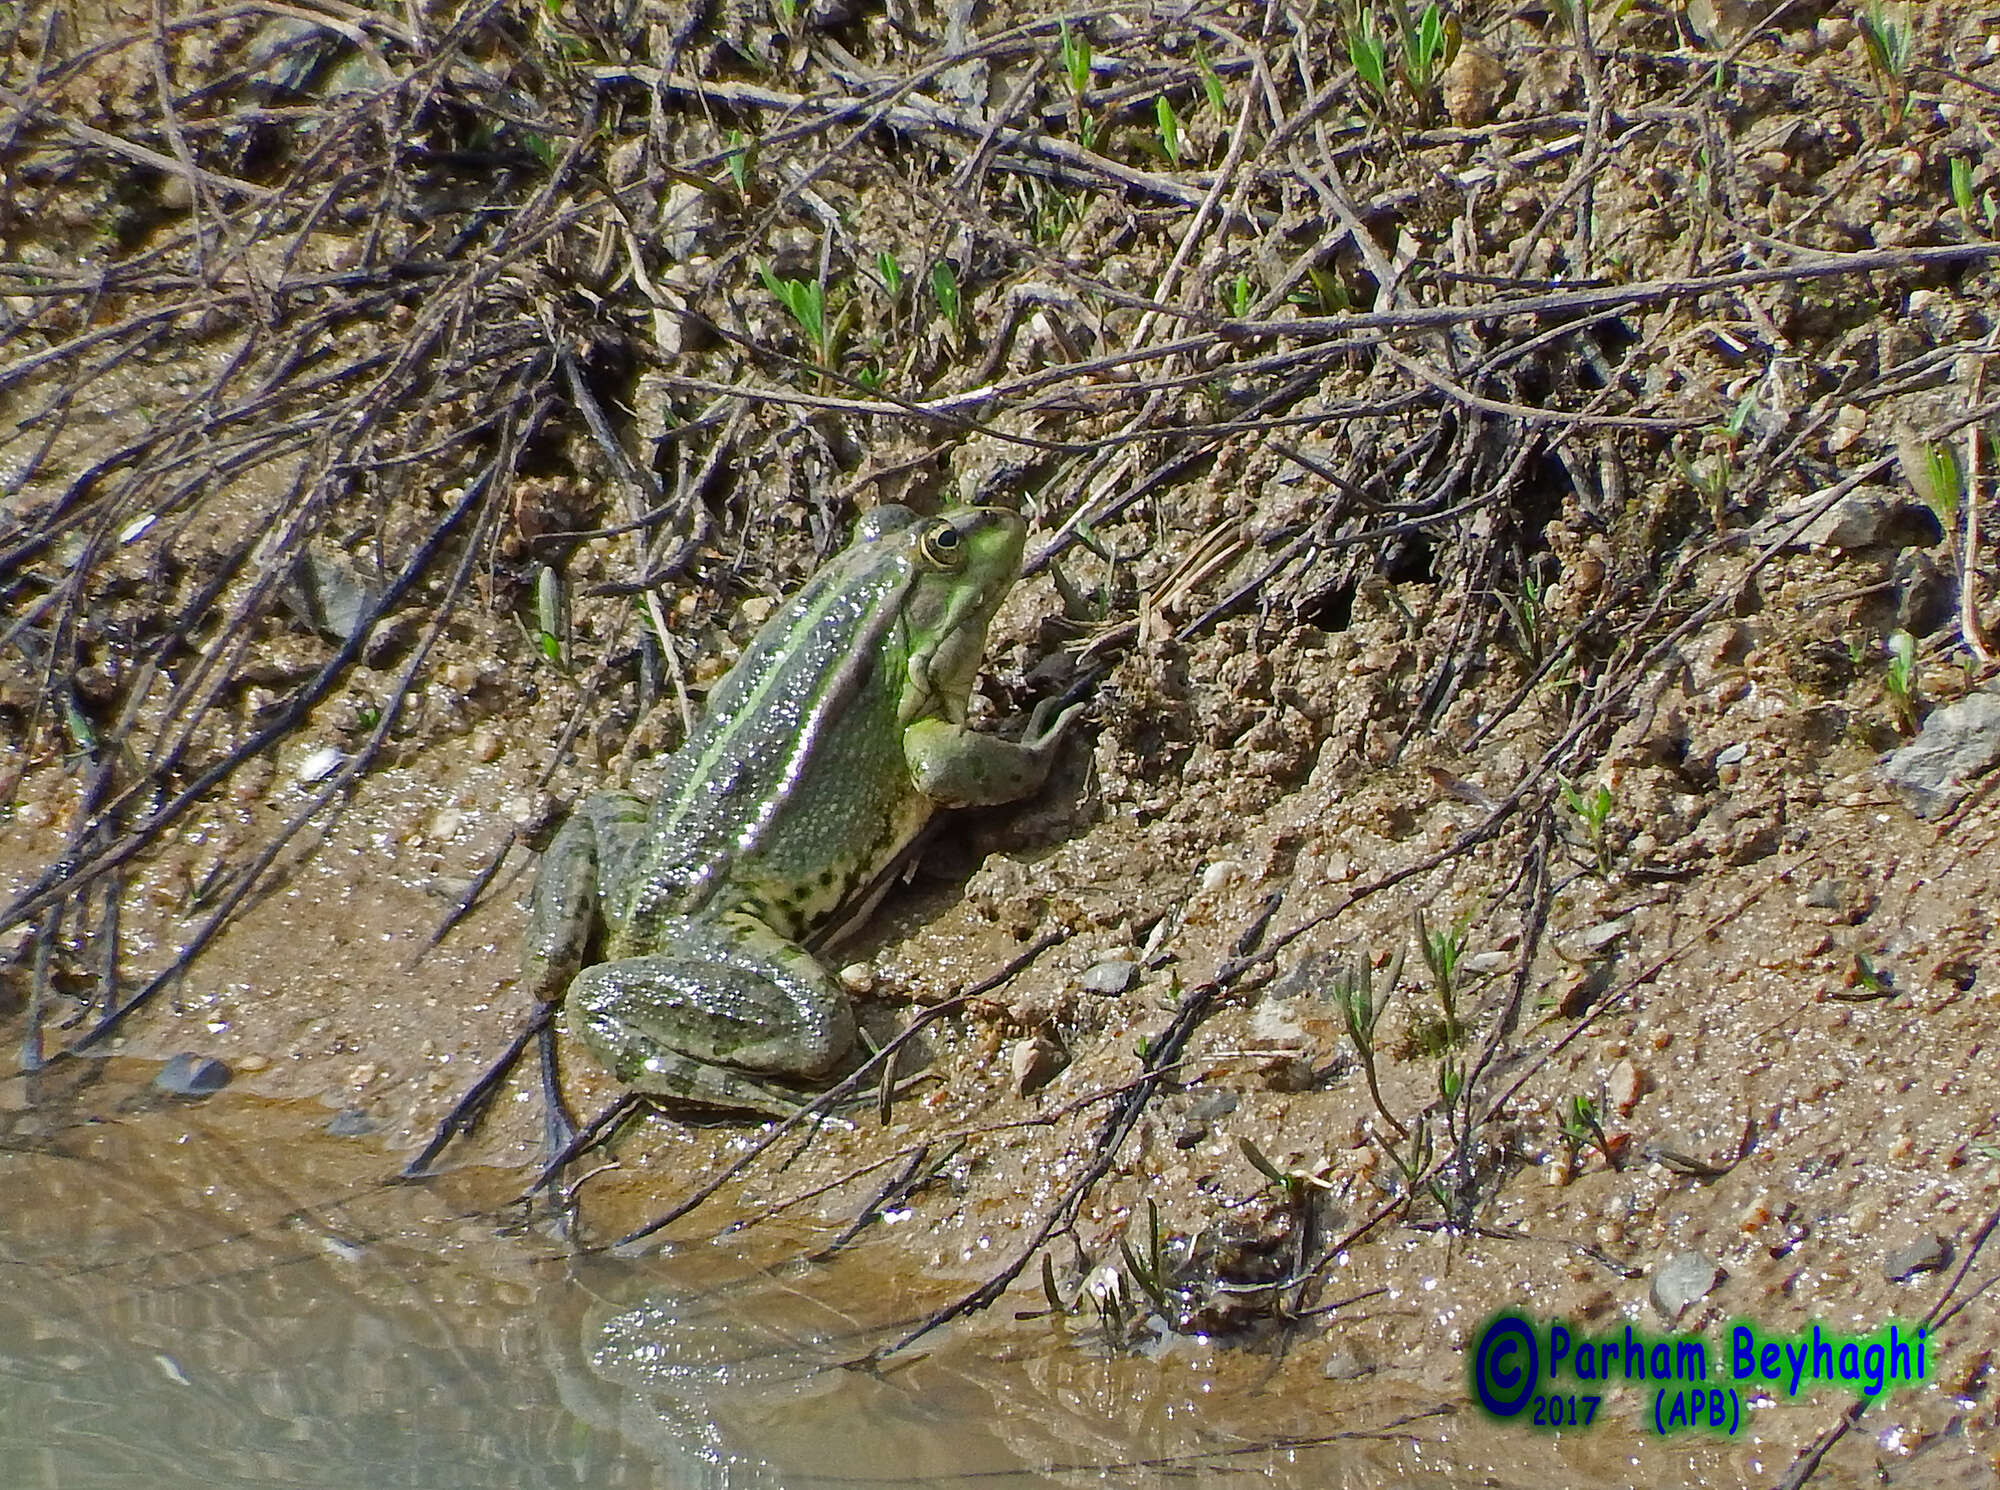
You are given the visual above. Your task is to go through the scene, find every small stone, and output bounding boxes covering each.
[1440,45,1507,126]
[470,728,503,763]
[1880,686,2000,818]
[838,962,875,995]
[1200,860,1244,893]
[153,1053,232,1097]
[1608,1058,1646,1114]
[1010,1034,1066,1095]
[1650,1250,1723,1323]
[1080,959,1138,995]
[296,744,346,784]
[1883,1235,1952,1283]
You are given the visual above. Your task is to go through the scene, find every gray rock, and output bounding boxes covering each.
[1775,487,1940,552]
[1081,959,1139,995]
[1880,686,2000,818]
[1883,1235,1952,1283]
[153,1053,231,1097]
[1649,1249,1723,1323]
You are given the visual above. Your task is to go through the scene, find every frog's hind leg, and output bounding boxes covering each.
[403,792,649,1176]
[568,911,858,1118]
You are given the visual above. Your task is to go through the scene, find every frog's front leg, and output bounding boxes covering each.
[903,696,1086,808]
[522,790,650,1005]
[567,910,858,1116]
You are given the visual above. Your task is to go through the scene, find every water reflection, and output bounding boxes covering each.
[0,1068,1546,1489]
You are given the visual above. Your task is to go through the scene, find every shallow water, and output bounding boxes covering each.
[1,1061,1767,1490]
[0,1065,1453,1490]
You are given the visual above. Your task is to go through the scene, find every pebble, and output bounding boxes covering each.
[296,744,346,784]
[1608,1058,1645,1114]
[1880,686,2000,818]
[1080,959,1138,995]
[838,962,875,995]
[1883,1235,1952,1283]
[1649,1250,1723,1323]
[1010,1034,1066,1096]
[153,1053,232,1097]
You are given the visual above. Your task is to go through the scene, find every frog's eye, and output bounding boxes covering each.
[918,521,966,570]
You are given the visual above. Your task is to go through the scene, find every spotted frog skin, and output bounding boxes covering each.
[522,505,1080,1113]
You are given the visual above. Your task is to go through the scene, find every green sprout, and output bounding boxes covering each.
[757,263,848,370]
[1952,157,1976,222]
[1115,1199,1172,1313]
[1195,44,1228,114]
[725,130,754,197]
[1331,950,1408,1139]
[1884,629,1919,733]
[1154,95,1183,166]
[1558,1094,1617,1180]
[1400,2,1453,99]
[534,563,567,668]
[929,260,963,335]
[875,250,903,302]
[1899,436,1964,534]
[1225,271,1254,318]
[1560,777,1615,877]
[1347,13,1390,100]
[1059,22,1098,149]
[1857,2,1912,125]
[1415,907,1470,1047]
[1497,568,1545,661]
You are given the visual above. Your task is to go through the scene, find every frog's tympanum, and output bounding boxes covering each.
[523,505,1079,1113]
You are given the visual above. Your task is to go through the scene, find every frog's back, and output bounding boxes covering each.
[614,529,925,941]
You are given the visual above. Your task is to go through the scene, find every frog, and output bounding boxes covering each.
[522,504,1081,1115]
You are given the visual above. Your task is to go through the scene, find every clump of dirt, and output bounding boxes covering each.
[7,0,2000,1483]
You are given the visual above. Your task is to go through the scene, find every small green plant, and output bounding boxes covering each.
[1415,907,1471,1047]
[875,250,903,302]
[1346,12,1391,100]
[1884,629,1919,733]
[534,564,567,668]
[1115,1198,1173,1313]
[1558,1094,1616,1180]
[1225,271,1254,318]
[1154,95,1183,166]
[1293,265,1352,315]
[1058,22,1099,149]
[1899,436,1965,534]
[1195,44,1228,114]
[929,260,963,336]
[1560,777,1615,877]
[1856,2,1912,126]
[758,263,848,370]
[1952,157,1977,222]
[1400,1,1453,99]
[1342,0,1457,118]
[725,130,755,198]
[1331,951,1408,1139]
[1496,568,1545,661]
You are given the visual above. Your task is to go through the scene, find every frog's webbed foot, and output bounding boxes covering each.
[568,911,857,1119]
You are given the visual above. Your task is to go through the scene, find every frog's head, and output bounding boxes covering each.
[892,506,1028,724]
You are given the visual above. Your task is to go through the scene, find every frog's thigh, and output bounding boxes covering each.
[571,912,856,1080]
[903,718,1058,808]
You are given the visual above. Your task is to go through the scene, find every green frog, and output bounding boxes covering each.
[523,505,1079,1114]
